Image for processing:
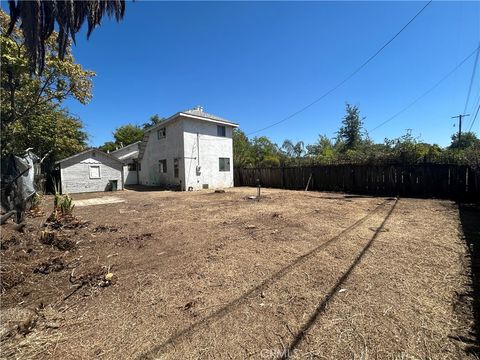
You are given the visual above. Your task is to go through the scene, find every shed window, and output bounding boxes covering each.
[128,163,137,171]
[157,127,166,139]
[89,165,101,179]
[219,157,230,172]
[159,159,167,173]
[217,125,226,137]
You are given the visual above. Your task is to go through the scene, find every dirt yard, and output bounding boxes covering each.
[0,187,478,359]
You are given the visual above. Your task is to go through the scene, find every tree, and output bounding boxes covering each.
[142,114,164,130]
[251,136,281,167]
[306,135,334,161]
[449,131,480,149]
[1,103,88,162]
[1,10,94,128]
[6,0,125,74]
[233,129,253,167]
[99,141,118,153]
[281,139,305,164]
[337,103,364,151]
[1,10,90,163]
[113,124,144,146]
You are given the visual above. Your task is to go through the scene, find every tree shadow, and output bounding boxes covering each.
[458,202,480,356]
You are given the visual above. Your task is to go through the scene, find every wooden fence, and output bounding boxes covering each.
[234,164,480,200]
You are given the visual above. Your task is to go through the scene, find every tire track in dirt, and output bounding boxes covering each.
[138,198,396,359]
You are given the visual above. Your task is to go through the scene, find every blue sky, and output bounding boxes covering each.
[44,2,480,146]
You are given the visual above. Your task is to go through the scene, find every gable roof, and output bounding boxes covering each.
[145,107,238,134]
[55,149,124,165]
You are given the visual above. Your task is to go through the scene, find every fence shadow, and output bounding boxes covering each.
[458,203,480,356]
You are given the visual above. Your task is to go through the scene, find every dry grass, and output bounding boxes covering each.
[0,188,476,359]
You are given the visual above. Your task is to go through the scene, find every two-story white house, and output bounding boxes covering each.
[138,107,238,190]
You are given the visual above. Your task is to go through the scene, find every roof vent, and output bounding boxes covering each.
[194,105,204,112]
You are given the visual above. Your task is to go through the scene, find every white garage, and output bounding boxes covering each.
[56,149,124,194]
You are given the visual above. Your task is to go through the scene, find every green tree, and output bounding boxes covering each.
[449,131,480,149]
[337,103,364,151]
[142,114,164,130]
[306,135,335,163]
[99,141,118,153]
[1,103,88,162]
[1,10,90,163]
[113,124,144,146]
[233,128,253,167]
[1,10,95,128]
[251,136,281,167]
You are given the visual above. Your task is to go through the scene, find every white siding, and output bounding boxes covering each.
[123,165,138,185]
[60,152,123,194]
[182,118,234,190]
[139,120,185,187]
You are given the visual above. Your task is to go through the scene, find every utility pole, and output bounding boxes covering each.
[451,114,470,144]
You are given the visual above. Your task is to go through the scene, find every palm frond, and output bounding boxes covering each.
[7,0,125,74]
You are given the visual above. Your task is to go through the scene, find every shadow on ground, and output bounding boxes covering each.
[458,202,480,356]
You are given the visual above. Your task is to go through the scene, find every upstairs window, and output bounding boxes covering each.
[219,157,230,172]
[159,159,167,173]
[217,125,226,137]
[157,127,166,139]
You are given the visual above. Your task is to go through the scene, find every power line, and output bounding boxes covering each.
[368,46,480,133]
[246,0,433,136]
[463,43,480,114]
[467,91,480,130]
[468,103,480,132]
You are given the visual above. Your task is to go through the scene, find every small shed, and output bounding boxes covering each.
[56,149,124,194]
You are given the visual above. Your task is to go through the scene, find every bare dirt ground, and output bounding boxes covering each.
[0,187,478,359]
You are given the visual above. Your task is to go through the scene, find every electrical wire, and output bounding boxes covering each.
[463,43,480,114]
[246,0,433,136]
[468,103,480,132]
[368,45,480,133]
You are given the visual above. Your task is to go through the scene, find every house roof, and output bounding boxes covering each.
[145,107,238,134]
[115,150,139,161]
[110,141,141,154]
[55,149,124,165]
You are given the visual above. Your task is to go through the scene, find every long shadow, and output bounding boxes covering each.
[458,202,480,356]
[137,199,394,359]
[280,198,398,359]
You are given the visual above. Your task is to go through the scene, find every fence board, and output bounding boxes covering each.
[234,164,479,200]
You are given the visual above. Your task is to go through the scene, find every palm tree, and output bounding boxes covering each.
[6,0,125,74]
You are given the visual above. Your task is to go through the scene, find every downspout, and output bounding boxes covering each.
[197,132,200,166]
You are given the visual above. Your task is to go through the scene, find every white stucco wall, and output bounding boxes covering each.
[139,120,185,187]
[60,151,123,194]
[123,165,138,185]
[182,118,234,190]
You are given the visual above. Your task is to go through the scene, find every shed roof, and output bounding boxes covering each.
[55,149,124,165]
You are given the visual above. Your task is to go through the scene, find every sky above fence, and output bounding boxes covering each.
[8,1,479,148]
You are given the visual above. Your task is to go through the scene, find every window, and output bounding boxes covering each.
[89,165,100,179]
[128,163,137,171]
[219,157,230,172]
[174,158,179,178]
[217,125,226,137]
[138,163,141,171]
[159,159,167,173]
[157,127,166,139]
